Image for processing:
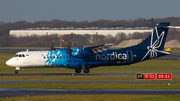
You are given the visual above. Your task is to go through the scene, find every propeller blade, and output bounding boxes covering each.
[66,41,69,48]
[50,40,55,50]
[52,40,54,49]
[49,44,51,50]
[69,40,72,48]
[66,40,73,56]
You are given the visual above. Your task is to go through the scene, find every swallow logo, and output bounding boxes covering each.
[141,27,169,61]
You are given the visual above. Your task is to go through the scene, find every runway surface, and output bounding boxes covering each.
[0,81,179,84]
[0,49,180,60]
[0,88,180,98]
[0,72,180,76]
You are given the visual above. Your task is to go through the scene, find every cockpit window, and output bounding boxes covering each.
[14,54,26,57]
[14,54,19,57]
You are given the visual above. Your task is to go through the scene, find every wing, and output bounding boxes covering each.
[84,43,113,53]
[55,43,113,56]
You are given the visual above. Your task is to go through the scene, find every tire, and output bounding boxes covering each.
[75,69,81,73]
[15,70,19,74]
[83,68,90,73]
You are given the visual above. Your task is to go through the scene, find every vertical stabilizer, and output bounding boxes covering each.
[126,22,170,51]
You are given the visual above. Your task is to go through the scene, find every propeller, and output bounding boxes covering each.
[49,40,55,50]
[66,40,73,55]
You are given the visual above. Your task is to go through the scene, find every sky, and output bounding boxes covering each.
[0,0,180,22]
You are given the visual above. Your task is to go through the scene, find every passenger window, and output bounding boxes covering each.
[63,56,65,58]
[47,56,49,58]
[67,56,69,58]
[54,56,55,58]
[57,56,59,58]
[50,56,52,58]
[44,56,46,59]
[60,56,62,58]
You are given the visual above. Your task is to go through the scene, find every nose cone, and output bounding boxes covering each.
[6,59,13,67]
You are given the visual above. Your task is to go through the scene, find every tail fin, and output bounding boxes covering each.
[126,22,170,50]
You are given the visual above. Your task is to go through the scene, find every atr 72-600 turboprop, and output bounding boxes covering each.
[6,22,171,74]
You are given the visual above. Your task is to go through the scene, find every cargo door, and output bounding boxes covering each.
[126,50,133,63]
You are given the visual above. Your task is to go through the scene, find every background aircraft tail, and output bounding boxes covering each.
[126,22,170,51]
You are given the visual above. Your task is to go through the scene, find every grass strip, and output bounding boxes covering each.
[1,95,180,101]
[0,75,180,81]
[0,75,134,81]
[0,83,179,89]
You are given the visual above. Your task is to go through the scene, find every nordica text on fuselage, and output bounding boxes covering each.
[96,52,127,60]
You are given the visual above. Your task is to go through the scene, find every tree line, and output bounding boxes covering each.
[0,17,180,47]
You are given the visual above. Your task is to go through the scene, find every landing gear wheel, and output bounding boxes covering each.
[75,69,81,73]
[83,68,90,73]
[15,70,19,74]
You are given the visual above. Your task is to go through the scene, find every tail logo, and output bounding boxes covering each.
[141,27,168,61]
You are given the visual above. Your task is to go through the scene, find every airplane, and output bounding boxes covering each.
[6,22,171,74]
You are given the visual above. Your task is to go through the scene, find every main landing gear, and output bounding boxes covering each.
[83,68,90,73]
[75,69,81,73]
[82,66,90,73]
[75,66,90,73]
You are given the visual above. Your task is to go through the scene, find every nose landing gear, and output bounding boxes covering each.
[15,67,20,74]
[15,70,19,74]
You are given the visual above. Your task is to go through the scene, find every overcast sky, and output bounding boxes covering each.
[0,0,180,22]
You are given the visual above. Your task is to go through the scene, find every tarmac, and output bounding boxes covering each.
[0,88,180,98]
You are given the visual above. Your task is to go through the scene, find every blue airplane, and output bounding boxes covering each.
[6,22,171,74]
